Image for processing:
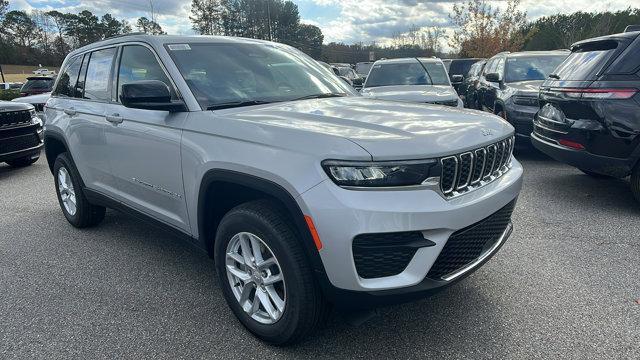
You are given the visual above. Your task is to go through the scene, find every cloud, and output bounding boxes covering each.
[8,0,638,46]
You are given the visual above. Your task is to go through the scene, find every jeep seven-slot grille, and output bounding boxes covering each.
[0,110,32,128]
[426,199,516,280]
[439,136,514,197]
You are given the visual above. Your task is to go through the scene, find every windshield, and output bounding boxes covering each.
[365,61,450,88]
[504,55,567,83]
[355,63,372,76]
[22,79,53,91]
[167,42,355,109]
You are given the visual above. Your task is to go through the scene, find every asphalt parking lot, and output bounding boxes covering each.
[1,151,639,359]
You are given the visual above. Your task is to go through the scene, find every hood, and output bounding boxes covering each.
[361,85,458,103]
[219,97,513,160]
[0,100,33,112]
[12,92,50,104]
[506,80,544,96]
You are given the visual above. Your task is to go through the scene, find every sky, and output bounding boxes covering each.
[6,0,637,49]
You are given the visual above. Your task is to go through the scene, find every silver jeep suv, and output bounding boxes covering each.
[44,35,523,345]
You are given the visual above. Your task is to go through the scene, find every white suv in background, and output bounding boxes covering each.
[44,35,522,345]
[361,57,464,107]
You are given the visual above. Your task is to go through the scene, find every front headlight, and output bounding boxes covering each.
[30,110,43,127]
[322,159,438,187]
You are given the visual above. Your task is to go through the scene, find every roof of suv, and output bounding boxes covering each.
[571,30,639,49]
[502,50,570,58]
[69,34,273,58]
[374,57,442,65]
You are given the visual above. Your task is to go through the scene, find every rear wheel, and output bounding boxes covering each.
[6,156,38,168]
[53,152,106,228]
[631,164,640,203]
[214,200,329,345]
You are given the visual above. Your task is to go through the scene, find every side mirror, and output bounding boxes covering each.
[485,73,501,83]
[451,74,464,83]
[120,80,186,112]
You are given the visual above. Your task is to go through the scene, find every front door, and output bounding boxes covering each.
[103,44,190,232]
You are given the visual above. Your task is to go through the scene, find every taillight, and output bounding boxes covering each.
[553,88,637,100]
[558,139,585,150]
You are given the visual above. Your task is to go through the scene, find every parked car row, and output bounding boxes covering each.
[456,29,640,201]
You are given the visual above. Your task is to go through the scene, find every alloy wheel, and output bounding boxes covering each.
[57,166,77,216]
[225,232,286,324]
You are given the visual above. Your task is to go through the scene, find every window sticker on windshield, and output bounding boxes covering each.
[507,58,517,62]
[168,44,191,51]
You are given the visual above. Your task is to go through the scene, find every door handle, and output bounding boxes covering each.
[63,108,76,116]
[105,114,123,125]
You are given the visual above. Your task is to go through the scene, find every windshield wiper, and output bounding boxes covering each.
[548,73,560,79]
[291,93,347,101]
[207,100,274,110]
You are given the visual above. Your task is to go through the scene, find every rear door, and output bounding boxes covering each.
[103,44,190,232]
[50,49,117,193]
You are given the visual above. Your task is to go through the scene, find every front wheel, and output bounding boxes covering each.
[214,200,329,345]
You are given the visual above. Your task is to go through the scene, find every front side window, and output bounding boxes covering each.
[365,61,450,88]
[167,42,355,109]
[495,58,505,79]
[84,48,116,101]
[504,55,567,83]
[53,55,82,97]
[483,59,496,75]
[118,45,174,101]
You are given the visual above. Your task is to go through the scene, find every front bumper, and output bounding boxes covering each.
[300,158,523,307]
[506,104,537,141]
[0,124,43,162]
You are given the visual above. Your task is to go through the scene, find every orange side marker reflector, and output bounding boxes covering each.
[304,215,323,251]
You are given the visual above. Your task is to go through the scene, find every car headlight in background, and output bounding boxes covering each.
[512,96,539,107]
[322,159,438,187]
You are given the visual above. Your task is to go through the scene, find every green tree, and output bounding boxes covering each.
[101,14,131,38]
[295,24,323,58]
[190,0,225,35]
[136,16,165,35]
[3,10,40,47]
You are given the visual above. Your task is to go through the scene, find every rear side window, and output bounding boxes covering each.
[117,45,175,101]
[53,56,82,97]
[553,41,618,80]
[84,48,116,101]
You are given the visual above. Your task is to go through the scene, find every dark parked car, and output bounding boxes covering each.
[532,30,640,201]
[336,66,364,90]
[443,58,484,94]
[20,76,55,97]
[459,60,485,108]
[476,50,568,143]
[0,101,43,167]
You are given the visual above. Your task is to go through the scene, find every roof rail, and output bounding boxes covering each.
[104,32,147,41]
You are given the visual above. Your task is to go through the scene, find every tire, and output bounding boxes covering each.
[214,200,329,345]
[631,164,640,203]
[579,168,613,179]
[53,152,106,228]
[6,156,38,168]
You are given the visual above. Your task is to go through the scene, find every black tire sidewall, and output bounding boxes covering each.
[214,208,307,343]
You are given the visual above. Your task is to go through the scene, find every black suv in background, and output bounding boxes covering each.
[476,50,568,143]
[20,76,55,97]
[0,101,43,167]
[443,58,484,94]
[532,31,640,201]
[459,60,485,108]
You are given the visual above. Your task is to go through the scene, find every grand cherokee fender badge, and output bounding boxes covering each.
[132,178,182,198]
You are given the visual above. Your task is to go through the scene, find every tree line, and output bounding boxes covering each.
[1,0,639,67]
